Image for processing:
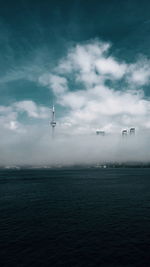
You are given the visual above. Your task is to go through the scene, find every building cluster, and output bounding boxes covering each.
[122,128,135,137]
[96,127,135,137]
[96,130,105,136]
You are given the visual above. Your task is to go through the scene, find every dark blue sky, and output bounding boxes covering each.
[0,0,150,106]
[1,0,150,57]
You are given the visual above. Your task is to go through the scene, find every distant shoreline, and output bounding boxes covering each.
[1,163,150,170]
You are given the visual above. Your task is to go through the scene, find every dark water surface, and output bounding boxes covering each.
[0,168,150,266]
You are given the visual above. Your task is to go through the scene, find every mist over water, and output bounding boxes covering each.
[1,131,150,166]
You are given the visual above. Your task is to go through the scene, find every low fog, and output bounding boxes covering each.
[1,127,150,166]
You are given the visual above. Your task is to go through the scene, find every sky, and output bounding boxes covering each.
[1,0,150,165]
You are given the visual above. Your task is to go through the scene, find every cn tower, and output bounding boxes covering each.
[50,105,56,138]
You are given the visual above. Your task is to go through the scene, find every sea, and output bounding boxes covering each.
[0,168,150,267]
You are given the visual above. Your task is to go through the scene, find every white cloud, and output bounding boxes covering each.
[0,105,18,130]
[9,121,18,130]
[95,57,127,79]
[40,39,150,135]
[14,100,49,119]
[0,100,49,139]
[48,74,68,94]
[56,41,110,75]
[39,73,68,94]
[15,101,39,118]
[55,40,127,87]
[126,58,150,86]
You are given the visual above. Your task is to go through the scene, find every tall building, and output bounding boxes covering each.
[96,130,105,136]
[122,129,127,137]
[130,128,135,136]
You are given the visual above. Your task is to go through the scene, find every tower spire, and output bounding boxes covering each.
[50,104,56,138]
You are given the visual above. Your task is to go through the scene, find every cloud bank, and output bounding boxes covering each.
[39,40,150,134]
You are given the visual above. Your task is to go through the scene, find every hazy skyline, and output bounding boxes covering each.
[1,0,150,165]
